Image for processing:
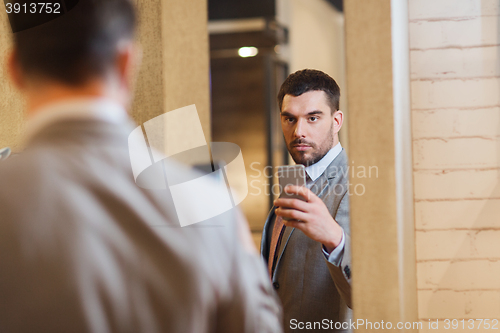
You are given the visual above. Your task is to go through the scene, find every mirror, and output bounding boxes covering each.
[209,0,352,331]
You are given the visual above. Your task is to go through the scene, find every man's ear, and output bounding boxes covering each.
[6,50,25,90]
[116,41,142,93]
[333,110,344,134]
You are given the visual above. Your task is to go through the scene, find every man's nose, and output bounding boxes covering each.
[293,119,306,138]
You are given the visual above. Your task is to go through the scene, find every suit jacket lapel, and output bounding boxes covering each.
[260,206,276,258]
[273,221,295,279]
[310,170,330,198]
[313,149,348,200]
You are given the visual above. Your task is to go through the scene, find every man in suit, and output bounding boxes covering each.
[0,1,282,332]
[261,69,352,332]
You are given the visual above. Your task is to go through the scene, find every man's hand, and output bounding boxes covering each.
[274,185,343,253]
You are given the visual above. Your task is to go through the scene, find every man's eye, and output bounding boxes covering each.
[285,118,295,123]
[309,117,318,122]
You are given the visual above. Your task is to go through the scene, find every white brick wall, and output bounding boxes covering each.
[412,107,500,139]
[418,260,500,290]
[413,137,500,170]
[411,78,500,110]
[415,200,500,229]
[416,230,500,261]
[410,47,500,79]
[409,0,500,329]
[410,16,500,50]
[414,169,500,200]
[409,0,499,20]
[418,290,500,319]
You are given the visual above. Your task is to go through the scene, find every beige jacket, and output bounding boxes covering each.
[0,118,282,333]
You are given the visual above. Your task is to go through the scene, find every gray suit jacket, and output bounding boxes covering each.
[0,118,282,333]
[261,149,352,333]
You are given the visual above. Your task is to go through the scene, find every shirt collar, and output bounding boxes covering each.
[26,98,128,141]
[304,142,343,182]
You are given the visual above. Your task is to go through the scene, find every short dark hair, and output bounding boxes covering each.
[13,0,136,86]
[277,69,341,113]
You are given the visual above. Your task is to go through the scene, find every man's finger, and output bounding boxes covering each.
[275,207,308,222]
[284,185,315,202]
[283,219,307,230]
[274,198,309,212]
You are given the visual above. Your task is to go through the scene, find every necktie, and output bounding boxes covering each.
[267,215,285,278]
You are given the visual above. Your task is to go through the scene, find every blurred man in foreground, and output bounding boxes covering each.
[0,0,282,332]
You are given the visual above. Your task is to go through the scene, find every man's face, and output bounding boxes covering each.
[281,90,338,166]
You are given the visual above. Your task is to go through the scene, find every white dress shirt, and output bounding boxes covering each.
[303,142,346,265]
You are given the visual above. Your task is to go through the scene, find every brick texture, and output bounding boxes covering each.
[409,0,499,20]
[415,199,500,230]
[410,46,500,79]
[413,137,500,170]
[409,0,500,326]
[412,107,500,139]
[417,260,500,290]
[410,17,499,50]
[411,78,500,110]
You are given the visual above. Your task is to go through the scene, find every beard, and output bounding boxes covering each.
[286,122,334,167]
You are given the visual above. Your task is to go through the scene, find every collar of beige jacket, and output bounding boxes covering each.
[25,98,128,143]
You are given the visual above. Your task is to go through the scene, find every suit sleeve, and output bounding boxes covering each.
[215,213,283,333]
[324,190,352,309]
